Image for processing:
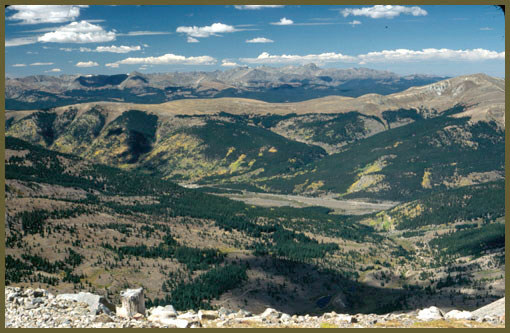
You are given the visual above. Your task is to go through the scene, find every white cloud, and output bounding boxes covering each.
[246,37,274,43]
[5,36,38,47]
[12,64,27,67]
[95,45,141,53]
[118,31,172,36]
[76,61,99,67]
[176,23,237,38]
[60,45,141,53]
[7,5,88,24]
[38,21,116,44]
[357,48,505,64]
[234,5,284,10]
[221,60,240,67]
[271,17,294,25]
[240,48,504,65]
[241,51,356,64]
[480,27,493,31]
[342,5,427,19]
[187,37,200,43]
[46,68,61,73]
[106,53,217,67]
[30,62,54,66]
[349,20,362,27]
[22,26,67,33]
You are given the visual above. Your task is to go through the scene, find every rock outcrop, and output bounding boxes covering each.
[471,297,506,321]
[4,287,505,328]
[116,288,145,318]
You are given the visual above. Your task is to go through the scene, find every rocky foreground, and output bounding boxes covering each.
[4,287,505,328]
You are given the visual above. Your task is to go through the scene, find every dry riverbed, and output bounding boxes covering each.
[200,188,398,215]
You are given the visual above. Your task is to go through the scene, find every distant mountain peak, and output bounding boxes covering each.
[303,63,319,70]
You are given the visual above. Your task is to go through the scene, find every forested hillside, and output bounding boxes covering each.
[5,136,504,314]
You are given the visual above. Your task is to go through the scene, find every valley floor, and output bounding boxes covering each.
[189,185,399,215]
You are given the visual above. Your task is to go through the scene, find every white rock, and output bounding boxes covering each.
[417,306,444,321]
[280,313,291,321]
[148,305,178,320]
[178,311,198,321]
[336,314,353,323]
[261,308,281,319]
[445,310,473,320]
[160,318,189,328]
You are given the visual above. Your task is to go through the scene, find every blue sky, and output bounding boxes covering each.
[5,5,505,78]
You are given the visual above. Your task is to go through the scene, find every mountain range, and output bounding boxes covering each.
[6,73,504,200]
[5,64,446,109]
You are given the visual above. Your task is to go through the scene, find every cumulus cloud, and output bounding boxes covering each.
[234,5,284,10]
[187,37,200,43]
[221,60,240,67]
[38,21,116,44]
[106,53,217,67]
[357,48,505,64]
[241,51,356,64]
[30,62,54,66]
[46,68,61,73]
[5,36,38,47]
[271,17,294,25]
[240,48,504,65]
[246,37,274,43]
[342,5,427,19]
[76,61,99,67]
[7,5,88,24]
[349,20,362,27]
[12,64,27,67]
[176,23,237,38]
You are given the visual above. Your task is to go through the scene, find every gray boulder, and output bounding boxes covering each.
[56,292,115,315]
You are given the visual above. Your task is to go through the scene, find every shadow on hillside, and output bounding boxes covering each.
[222,256,502,315]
